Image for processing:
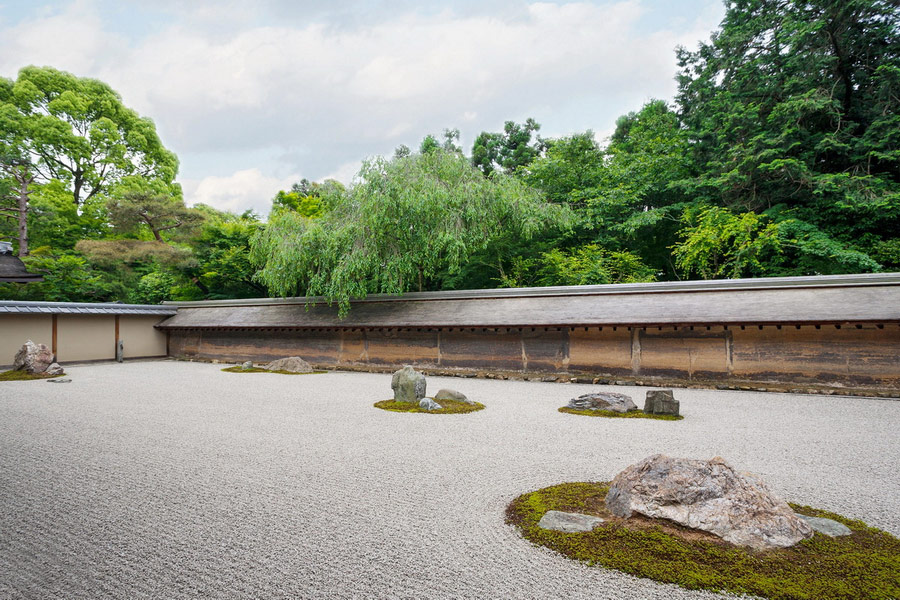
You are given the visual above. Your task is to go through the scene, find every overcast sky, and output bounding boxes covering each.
[0,0,724,216]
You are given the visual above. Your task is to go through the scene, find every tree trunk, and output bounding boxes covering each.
[17,177,28,257]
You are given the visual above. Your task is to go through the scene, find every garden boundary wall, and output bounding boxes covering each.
[159,274,900,394]
[0,302,175,366]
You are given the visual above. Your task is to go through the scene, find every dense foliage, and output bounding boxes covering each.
[1,0,897,305]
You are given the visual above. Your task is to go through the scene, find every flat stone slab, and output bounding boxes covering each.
[47,379,71,383]
[797,515,852,537]
[537,510,604,533]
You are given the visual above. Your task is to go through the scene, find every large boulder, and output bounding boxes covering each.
[567,392,636,413]
[391,365,426,403]
[264,356,313,373]
[13,341,55,374]
[606,454,814,550]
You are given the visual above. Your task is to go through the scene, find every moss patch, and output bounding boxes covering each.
[374,399,485,414]
[0,369,63,381]
[558,407,683,421]
[221,366,327,375]
[507,482,900,600]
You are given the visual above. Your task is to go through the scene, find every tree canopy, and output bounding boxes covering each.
[251,149,569,313]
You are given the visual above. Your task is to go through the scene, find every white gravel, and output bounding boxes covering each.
[1,360,897,599]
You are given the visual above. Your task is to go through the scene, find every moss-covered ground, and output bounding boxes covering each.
[558,407,683,421]
[374,399,485,414]
[221,366,327,375]
[506,482,900,600]
[0,369,64,381]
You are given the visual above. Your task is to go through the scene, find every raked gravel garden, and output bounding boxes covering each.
[1,360,898,599]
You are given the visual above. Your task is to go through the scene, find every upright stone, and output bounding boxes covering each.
[13,340,55,374]
[391,365,426,403]
[116,340,124,363]
[606,454,813,550]
[644,389,679,416]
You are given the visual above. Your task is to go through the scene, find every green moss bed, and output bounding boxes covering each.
[373,399,485,414]
[0,369,64,381]
[221,366,328,375]
[506,482,900,600]
[558,407,683,421]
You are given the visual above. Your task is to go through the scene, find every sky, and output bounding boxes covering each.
[0,0,724,216]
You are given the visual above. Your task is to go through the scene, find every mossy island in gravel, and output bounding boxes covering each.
[374,399,485,414]
[506,482,900,600]
[0,369,64,381]
[558,407,683,421]
[221,366,327,375]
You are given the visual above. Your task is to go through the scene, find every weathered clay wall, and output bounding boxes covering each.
[166,323,900,390]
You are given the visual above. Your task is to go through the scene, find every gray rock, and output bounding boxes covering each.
[241,361,254,371]
[567,391,636,413]
[537,510,604,533]
[44,363,64,376]
[47,378,71,383]
[644,389,680,416]
[264,356,313,373]
[797,515,852,537]
[391,365,426,403]
[606,454,814,550]
[434,389,473,404]
[13,340,55,374]
[418,397,442,411]
[115,340,124,363]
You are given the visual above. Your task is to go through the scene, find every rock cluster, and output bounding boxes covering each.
[264,356,313,373]
[567,392,636,413]
[606,454,814,550]
[390,366,473,411]
[12,340,62,376]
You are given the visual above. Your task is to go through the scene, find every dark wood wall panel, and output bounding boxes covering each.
[568,328,632,374]
[731,324,900,386]
[362,329,439,366]
[522,328,568,371]
[439,329,524,370]
[166,322,900,390]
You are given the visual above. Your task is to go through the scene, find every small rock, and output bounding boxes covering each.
[44,363,64,377]
[418,397,442,411]
[567,392,636,413]
[241,361,253,371]
[797,515,852,537]
[537,510,604,533]
[265,356,313,373]
[434,389,473,404]
[644,389,680,416]
[13,340,55,374]
[47,378,71,383]
[391,365,426,403]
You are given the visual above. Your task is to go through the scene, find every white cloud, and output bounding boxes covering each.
[184,168,300,216]
[0,0,724,214]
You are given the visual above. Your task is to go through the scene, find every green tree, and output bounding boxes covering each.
[472,118,544,176]
[106,178,201,242]
[251,149,569,313]
[4,66,178,206]
[675,0,899,267]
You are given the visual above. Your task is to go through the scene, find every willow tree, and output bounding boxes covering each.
[251,149,569,314]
